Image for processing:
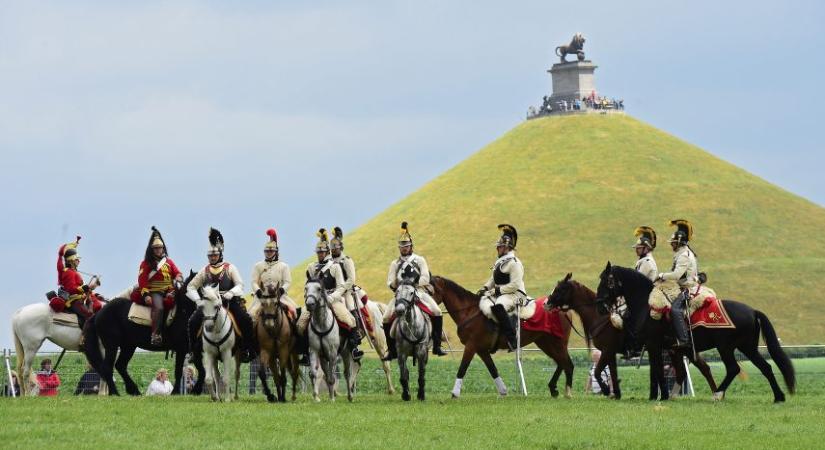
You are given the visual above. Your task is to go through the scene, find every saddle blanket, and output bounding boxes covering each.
[689,296,735,330]
[52,312,81,328]
[520,297,565,339]
[127,303,176,327]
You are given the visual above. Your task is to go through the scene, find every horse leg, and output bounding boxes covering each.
[606,353,621,400]
[399,353,411,401]
[593,353,612,397]
[222,347,234,402]
[478,351,507,396]
[324,354,336,401]
[382,358,396,395]
[172,348,186,395]
[534,337,573,398]
[647,341,667,401]
[714,346,741,401]
[259,350,276,403]
[343,353,354,402]
[19,338,43,396]
[234,351,241,401]
[203,351,217,401]
[101,342,119,396]
[417,346,427,401]
[114,346,140,396]
[451,346,476,398]
[739,346,785,403]
[693,356,718,393]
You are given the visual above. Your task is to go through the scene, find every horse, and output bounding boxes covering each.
[546,273,718,399]
[12,301,107,395]
[354,286,395,395]
[393,280,431,401]
[83,271,204,396]
[197,285,240,402]
[254,284,299,403]
[305,280,360,402]
[597,262,795,402]
[431,276,575,398]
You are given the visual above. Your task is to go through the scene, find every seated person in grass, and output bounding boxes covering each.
[146,368,173,396]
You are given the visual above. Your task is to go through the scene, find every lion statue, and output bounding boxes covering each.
[555,33,585,63]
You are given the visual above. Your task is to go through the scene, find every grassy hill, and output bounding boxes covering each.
[288,114,825,344]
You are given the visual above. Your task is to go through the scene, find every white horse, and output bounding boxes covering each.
[393,281,431,401]
[12,302,108,396]
[354,286,395,395]
[305,280,360,402]
[197,285,240,402]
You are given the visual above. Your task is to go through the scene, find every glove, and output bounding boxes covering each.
[222,291,234,301]
[255,288,263,298]
[476,288,486,297]
[81,284,90,293]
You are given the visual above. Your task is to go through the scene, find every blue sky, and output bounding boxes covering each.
[1,0,823,348]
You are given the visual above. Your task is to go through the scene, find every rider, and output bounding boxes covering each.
[187,228,257,363]
[654,219,698,350]
[624,226,658,358]
[477,224,526,351]
[382,222,446,361]
[250,228,307,365]
[330,227,365,344]
[296,229,364,361]
[133,226,183,346]
[57,237,100,331]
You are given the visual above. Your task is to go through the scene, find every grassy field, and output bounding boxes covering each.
[2,354,823,449]
[285,114,825,344]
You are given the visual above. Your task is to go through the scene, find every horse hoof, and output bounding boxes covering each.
[266,394,276,403]
[402,392,411,401]
[774,396,785,404]
[565,393,573,400]
[550,389,559,398]
[713,391,725,402]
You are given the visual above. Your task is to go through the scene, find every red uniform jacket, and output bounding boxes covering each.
[131,258,181,307]
[36,371,61,396]
[57,244,86,305]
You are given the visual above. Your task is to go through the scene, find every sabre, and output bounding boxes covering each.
[515,301,527,396]
[4,349,16,398]
[686,297,698,362]
[352,287,379,356]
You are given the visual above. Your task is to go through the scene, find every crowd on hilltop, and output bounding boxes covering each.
[527,94,624,118]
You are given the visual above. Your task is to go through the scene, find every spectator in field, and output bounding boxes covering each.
[74,364,101,395]
[146,368,173,396]
[3,370,20,397]
[584,349,611,395]
[183,365,197,394]
[36,358,61,396]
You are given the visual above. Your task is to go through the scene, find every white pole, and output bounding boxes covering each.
[4,349,16,398]
[683,356,695,397]
[515,304,527,396]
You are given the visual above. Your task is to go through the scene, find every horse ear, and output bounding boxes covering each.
[605,261,612,270]
[564,273,572,282]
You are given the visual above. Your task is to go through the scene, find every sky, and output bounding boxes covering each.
[1,0,823,349]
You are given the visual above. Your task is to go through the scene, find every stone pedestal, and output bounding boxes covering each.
[548,60,598,104]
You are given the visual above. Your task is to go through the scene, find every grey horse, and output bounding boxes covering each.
[304,280,360,402]
[393,280,431,401]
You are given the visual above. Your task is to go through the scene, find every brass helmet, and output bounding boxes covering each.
[330,226,344,251]
[264,228,278,251]
[144,226,167,263]
[495,224,518,249]
[668,219,693,246]
[398,221,413,248]
[315,228,330,253]
[632,226,657,250]
[207,228,224,259]
[63,236,81,263]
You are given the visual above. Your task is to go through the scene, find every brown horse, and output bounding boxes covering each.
[254,287,299,403]
[546,273,718,399]
[431,276,575,398]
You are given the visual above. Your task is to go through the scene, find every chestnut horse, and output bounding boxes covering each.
[431,276,574,398]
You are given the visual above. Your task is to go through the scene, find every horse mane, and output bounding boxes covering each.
[432,275,477,300]
[610,265,653,308]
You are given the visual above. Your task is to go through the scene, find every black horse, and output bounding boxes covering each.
[596,262,795,402]
[84,271,205,395]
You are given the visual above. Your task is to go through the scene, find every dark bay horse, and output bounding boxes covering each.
[597,263,795,402]
[547,273,717,399]
[84,271,204,395]
[431,276,574,398]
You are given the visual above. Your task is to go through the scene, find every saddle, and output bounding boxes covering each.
[127,302,176,327]
[52,312,81,328]
[196,309,244,339]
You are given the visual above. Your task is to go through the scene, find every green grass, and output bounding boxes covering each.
[2,356,823,449]
[287,114,825,344]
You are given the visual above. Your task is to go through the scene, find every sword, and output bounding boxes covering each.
[686,296,698,361]
[352,287,380,356]
[515,302,527,396]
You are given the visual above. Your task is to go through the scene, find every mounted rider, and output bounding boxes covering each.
[132,226,183,346]
[624,226,658,358]
[296,229,364,361]
[187,228,257,362]
[478,224,526,350]
[329,226,367,344]
[56,236,101,331]
[250,228,307,365]
[382,222,446,361]
[652,219,698,350]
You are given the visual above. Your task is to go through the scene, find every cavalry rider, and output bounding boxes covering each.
[624,226,659,358]
[250,228,307,365]
[296,229,364,360]
[382,222,446,361]
[329,227,365,342]
[477,224,526,350]
[186,228,257,362]
[133,226,183,346]
[57,236,100,330]
[654,219,698,350]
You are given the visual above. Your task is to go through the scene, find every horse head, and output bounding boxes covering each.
[394,279,418,316]
[596,261,622,314]
[304,279,324,313]
[260,283,282,329]
[200,284,222,333]
[546,272,574,311]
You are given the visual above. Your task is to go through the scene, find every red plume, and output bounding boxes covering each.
[266,228,278,243]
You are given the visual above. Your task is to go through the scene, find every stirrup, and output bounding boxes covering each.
[298,354,310,366]
[151,333,163,346]
[352,347,364,360]
[432,346,447,356]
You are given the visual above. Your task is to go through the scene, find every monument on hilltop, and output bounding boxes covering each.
[527,33,623,118]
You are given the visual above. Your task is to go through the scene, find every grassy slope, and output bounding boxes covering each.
[288,115,825,344]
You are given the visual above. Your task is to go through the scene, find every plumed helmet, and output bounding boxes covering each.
[63,236,81,262]
[496,224,518,249]
[315,228,330,253]
[397,222,413,248]
[668,219,693,246]
[632,226,657,250]
[264,228,279,251]
[144,226,168,263]
[330,226,344,251]
[207,228,224,257]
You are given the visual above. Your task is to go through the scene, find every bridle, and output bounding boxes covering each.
[306,281,335,338]
[202,297,232,349]
[395,282,426,345]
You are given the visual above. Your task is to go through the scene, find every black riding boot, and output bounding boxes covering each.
[150,294,164,346]
[69,302,92,350]
[349,327,364,361]
[491,304,518,350]
[671,292,691,349]
[431,316,447,356]
[228,299,257,363]
[295,307,310,366]
[382,322,397,361]
[188,309,204,353]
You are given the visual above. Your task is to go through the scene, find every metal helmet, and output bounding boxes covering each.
[398,221,413,248]
[495,224,518,249]
[144,226,167,263]
[668,219,693,246]
[207,227,224,257]
[264,228,279,251]
[632,226,657,250]
[315,228,330,253]
[330,226,344,251]
[63,236,81,263]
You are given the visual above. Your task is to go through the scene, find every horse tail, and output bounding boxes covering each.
[755,310,795,394]
[555,46,563,57]
[83,316,106,376]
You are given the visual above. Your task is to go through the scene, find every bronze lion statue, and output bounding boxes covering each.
[555,33,585,63]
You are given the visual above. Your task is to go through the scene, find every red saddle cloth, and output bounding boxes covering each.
[48,294,104,313]
[357,295,375,335]
[520,297,565,339]
[689,296,735,330]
